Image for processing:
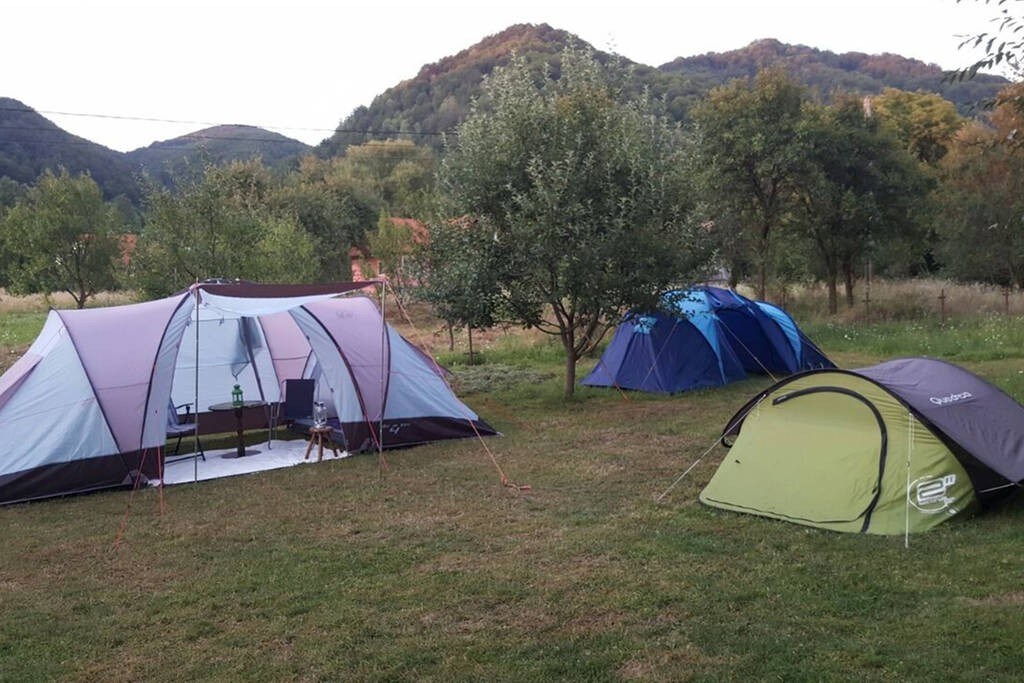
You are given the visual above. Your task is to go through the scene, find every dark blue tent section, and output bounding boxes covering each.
[582,286,833,394]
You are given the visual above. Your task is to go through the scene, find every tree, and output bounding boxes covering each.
[692,68,810,299]
[0,177,27,287]
[871,88,964,165]
[410,216,502,362]
[332,139,437,216]
[133,159,317,296]
[439,47,709,398]
[367,210,418,298]
[271,156,378,281]
[797,97,933,313]
[952,0,1024,81]
[937,85,1024,286]
[0,169,121,308]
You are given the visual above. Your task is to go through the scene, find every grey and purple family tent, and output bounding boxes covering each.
[0,282,497,505]
[582,286,833,394]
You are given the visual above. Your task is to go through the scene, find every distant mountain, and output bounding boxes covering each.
[660,38,1007,115]
[1,28,1011,199]
[320,26,1008,156]
[0,101,311,203]
[318,24,586,155]
[126,125,311,186]
[0,97,142,202]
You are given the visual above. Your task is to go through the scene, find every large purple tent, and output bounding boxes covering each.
[0,282,497,504]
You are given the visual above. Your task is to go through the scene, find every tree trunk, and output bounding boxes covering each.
[467,327,474,365]
[564,343,578,399]
[826,270,838,315]
[842,263,855,307]
[756,226,770,300]
[447,322,455,352]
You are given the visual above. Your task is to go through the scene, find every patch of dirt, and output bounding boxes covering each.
[962,591,1024,607]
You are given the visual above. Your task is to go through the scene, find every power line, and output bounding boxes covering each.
[0,104,450,141]
[0,132,450,151]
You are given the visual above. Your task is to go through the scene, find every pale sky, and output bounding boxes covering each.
[0,0,1007,152]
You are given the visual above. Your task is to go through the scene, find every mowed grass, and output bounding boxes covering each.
[3,288,1024,680]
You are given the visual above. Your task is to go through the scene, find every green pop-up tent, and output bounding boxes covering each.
[700,358,1024,534]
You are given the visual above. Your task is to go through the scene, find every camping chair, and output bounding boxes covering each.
[272,379,316,438]
[166,401,205,462]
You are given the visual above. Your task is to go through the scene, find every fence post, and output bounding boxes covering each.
[939,288,947,325]
[1004,287,1010,315]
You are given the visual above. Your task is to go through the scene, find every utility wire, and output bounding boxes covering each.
[0,104,450,141]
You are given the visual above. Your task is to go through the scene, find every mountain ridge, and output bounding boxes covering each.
[0,25,1011,200]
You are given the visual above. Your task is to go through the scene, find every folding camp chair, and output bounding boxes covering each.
[166,401,205,462]
[271,379,316,438]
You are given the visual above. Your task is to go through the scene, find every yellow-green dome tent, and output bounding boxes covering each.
[700,358,1024,534]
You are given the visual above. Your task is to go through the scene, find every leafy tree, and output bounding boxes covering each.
[367,210,418,299]
[133,159,317,296]
[937,85,1024,286]
[0,177,27,287]
[0,169,121,308]
[271,156,378,281]
[692,68,810,299]
[0,176,25,210]
[331,140,437,216]
[439,47,708,398]
[249,214,319,284]
[871,88,964,165]
[798,97,933,312]
[952,0,1024,80]
[410,216,502,361]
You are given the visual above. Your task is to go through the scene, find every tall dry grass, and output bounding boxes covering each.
[0,288,139,313]
[779,278,1024,323]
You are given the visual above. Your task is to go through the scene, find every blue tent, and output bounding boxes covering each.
[581,286,833,394]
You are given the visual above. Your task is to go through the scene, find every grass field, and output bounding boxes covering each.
[2,286,1024,681]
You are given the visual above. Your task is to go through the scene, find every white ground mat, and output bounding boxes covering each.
[155,438,350,486]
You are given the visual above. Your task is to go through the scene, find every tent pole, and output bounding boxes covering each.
[379,279,387,475]
[909,411,917,548]
[194,283,201,484]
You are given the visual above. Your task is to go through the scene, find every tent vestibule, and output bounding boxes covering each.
[0,282,497,505]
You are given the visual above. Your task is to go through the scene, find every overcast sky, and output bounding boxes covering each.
[0,0,1005,152]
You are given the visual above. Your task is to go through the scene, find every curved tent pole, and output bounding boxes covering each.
[239,316,272,449]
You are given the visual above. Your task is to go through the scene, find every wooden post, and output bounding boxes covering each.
[1004,287,1010,315]
[939,288,947,325]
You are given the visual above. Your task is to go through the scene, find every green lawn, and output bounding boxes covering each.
[2,313,1024,680]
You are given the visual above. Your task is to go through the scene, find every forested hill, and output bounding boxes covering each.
[0,97,142,202]
[126,125,311,187]
[0,99,310,203]
[320,25,1008,155]
[1,26,1011,198]
[661,38,1006,113]
[318,23,584,156]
